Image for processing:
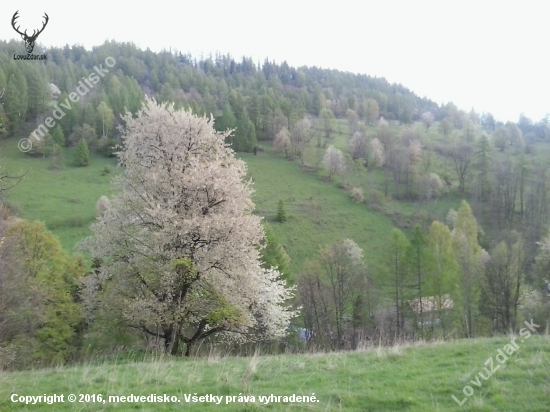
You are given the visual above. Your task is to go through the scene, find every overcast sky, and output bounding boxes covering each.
[1,0,548,123]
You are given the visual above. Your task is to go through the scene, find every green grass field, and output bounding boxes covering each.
[0,137,117,254]
[239,150,396,272]
[1,335,548,411]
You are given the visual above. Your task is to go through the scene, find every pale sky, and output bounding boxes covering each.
[1,0,549,123]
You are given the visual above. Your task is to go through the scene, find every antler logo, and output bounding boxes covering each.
[11,11,49,54]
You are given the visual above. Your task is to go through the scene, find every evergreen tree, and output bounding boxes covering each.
[58,92,83,138]
[26,66,49,119]
[4,77,26,134]
[218,103,237,130]
[74,138,90,166]
[276,200,287,222]
[260,222,292,283]
[51,123,65,147]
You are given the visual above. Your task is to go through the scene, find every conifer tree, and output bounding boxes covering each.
[74,138,90,166]
[51,124,65,147]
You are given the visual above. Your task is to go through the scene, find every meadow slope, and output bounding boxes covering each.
[1,335,548,411]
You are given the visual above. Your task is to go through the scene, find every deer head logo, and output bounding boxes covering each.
[11,11,49,54]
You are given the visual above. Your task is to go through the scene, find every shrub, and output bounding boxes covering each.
[350,187,364,203]
[48,216,64,229]
[66,215,85,227]
[366,189,387,211]
[3,201,20,216]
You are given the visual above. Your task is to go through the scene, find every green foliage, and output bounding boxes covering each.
[425,221,459,298]
[399,107,412,126]
[95,101,115,139]
[0,41,441,159]
[452,200,484,338]
[1,220,84,366]
[27,132,54,157]
[0,104,8,138]
[260,222,292,283]
[380,228,411,333]
[367,189,387,211]
[68,124,97,150]
[215,103,237,135]
[74,138,90,166]
[51,123,66,147]
[25,65,49,119]
[276,200,287,223]
[3,70,28,134]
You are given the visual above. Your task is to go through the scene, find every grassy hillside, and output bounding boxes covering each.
[1,335,548,411]
[0,137,117,254]
[239,150,395,272]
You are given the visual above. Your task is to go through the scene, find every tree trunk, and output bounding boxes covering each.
[184,341,193,357]
[164,326,181,355]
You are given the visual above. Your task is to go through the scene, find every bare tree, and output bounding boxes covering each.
[267,108,288,140]
[490,158,518,227]
[290,118,313,165]
[505,121,524,152]
[494,126,510,152]
[446,139,474,192]
[298,239,366,350]
[345,109,359,134]
[0,149,27,205]
[438,119,452,140]
[348,131,369,163]
[480,236,525,333]
[320,108,335,147]
[365,98,380,126]
[421,112,434,131]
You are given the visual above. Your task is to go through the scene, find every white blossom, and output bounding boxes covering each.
[78,96,296,354]
[323,145,346,178]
